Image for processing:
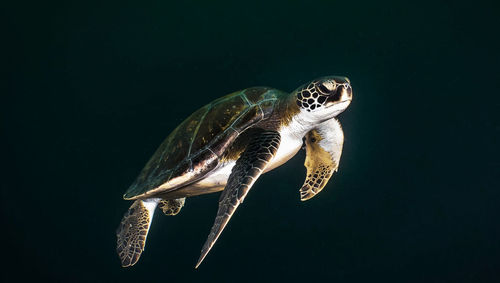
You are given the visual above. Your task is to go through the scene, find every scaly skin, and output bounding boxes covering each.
[196,130,281,268]
[116,200,153,267]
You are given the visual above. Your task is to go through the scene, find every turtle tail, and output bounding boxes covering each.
[116,199,159,267]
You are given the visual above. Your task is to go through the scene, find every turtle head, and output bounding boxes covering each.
[294,76,352,120]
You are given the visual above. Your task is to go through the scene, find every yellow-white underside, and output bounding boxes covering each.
[190,119,306,191]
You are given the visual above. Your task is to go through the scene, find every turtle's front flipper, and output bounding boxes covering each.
[300,118,344,201]
[195,130,281,268]
[116,199,159,267]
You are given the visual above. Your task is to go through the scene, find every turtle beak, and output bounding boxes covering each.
[343,83,353,102]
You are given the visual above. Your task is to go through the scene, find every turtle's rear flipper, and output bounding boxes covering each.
[116,199,159,267]
[159,198,185,215]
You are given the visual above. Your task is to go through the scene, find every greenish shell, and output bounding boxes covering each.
[123,87,285,200]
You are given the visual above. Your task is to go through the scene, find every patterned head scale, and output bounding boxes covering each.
[296,77,352,112]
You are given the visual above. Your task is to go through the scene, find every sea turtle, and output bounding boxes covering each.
[116,76,353,268]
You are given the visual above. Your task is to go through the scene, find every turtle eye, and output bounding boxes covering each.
[317,84,330,94]
[317,81,336,94]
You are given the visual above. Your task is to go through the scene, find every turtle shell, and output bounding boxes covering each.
[123,87,282,200]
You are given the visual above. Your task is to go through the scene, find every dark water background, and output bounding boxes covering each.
[3,0,499,282]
